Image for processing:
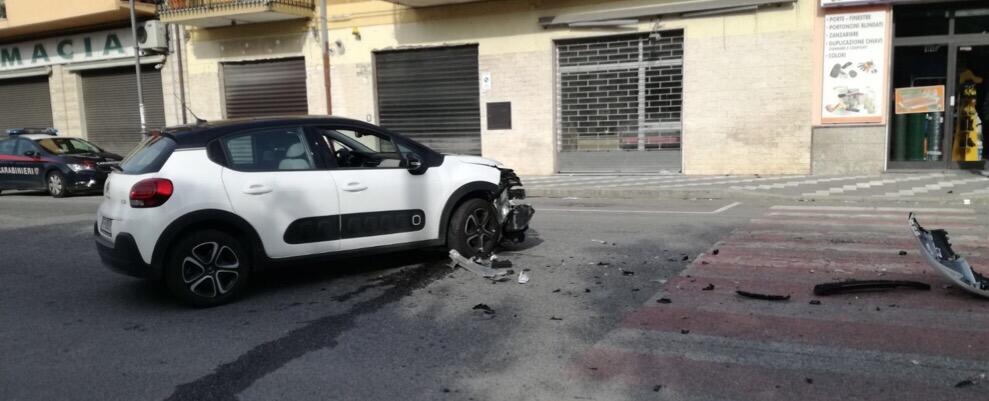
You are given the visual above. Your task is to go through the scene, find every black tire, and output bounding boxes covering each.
[164,229,251,307]
[47,171,68,198]
[446,198,501,258]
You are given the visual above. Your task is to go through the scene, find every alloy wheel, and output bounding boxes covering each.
[48,174,63,196]
[181,241,240,298]
[464,207,498,252]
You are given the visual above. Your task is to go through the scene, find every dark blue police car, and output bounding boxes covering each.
[0,128,123,197]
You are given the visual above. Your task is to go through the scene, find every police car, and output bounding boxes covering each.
[95,116,533,306]
[0,128,123,197]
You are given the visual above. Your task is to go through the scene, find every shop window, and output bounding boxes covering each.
[955,8,989,34]
[894,5,950,37]
[0,0,6,20]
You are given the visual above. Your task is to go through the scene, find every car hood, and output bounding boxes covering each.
[61,152,123,163]
[445,154,503,167]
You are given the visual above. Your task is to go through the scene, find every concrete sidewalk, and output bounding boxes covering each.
[523,172,989,204]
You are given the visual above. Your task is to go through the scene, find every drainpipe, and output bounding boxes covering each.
[129,0,147,137]
[320,0,332,115]
[172,23,188,125]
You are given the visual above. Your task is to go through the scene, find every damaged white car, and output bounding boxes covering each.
[95,116,534,306]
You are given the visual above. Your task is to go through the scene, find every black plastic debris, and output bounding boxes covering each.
[552,288,561,293]
[680,329,690,334]
[736,290,791,301]
[809,300,822,305]
[681,255,690,261]
[622,270,635,276]
[597,262,610,266]
[712,249,720,255]
[492,259,513,269]
[955,379,975,388]
[813,280,930,296]
[909,213,989,298]
[550,316,563,321]
[472,304,495,315]
[657,298,672,304]
[898,250,908,256]
[805,378,814,384]
[702,284,715,291]
[653,385,663,392]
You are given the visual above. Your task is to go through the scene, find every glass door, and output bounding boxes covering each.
[889,45,949,168]
[951,45,989,168]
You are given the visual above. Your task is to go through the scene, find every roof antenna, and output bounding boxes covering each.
[169,91,207,125]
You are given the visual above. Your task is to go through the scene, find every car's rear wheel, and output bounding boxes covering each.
[165,230,250,307]
[47,171,67,198]
[447,198,501,258]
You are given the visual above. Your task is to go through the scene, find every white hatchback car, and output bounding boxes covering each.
[95,117,533,306]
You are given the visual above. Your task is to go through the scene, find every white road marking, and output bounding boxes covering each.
[768,205,975,213]
[539,202,741,215]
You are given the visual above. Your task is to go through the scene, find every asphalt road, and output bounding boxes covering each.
[2,190,987,400]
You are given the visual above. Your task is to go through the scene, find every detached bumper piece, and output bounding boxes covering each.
[909,213,989,298]
[494,168,534,242]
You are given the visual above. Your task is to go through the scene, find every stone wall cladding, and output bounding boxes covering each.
[812,125,886,175]
[682,31,814,175]
[479,51,555,175]
[48,65,85,137]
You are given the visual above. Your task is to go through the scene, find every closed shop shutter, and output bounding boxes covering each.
[374,45,481,155]
[0,76,53,131]
[222,58,308,119]
[556,31,684,173]
[82,67,166,155]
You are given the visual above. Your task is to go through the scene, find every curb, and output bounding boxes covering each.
[526,187,989,207]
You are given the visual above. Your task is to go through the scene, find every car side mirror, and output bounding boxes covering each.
[407,156,427,175]
[23,150,39,158]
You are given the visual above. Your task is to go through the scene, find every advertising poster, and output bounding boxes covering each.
[895,85,945,114]
[821,10,886,124]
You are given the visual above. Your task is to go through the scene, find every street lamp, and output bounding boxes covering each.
[129,0,147,138]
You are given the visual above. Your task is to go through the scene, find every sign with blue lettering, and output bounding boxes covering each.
[0,28,135,71]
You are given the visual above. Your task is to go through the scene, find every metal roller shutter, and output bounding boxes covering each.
[82,67,166,155]
[222,58,308,119]
[0,76,54,131]
[374,45,481,155]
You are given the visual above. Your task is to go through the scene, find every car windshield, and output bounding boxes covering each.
[35,138,103,155]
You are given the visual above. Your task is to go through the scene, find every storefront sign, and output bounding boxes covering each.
[821,10,886,124]
[0,28,135,72]
[895,85,945,114]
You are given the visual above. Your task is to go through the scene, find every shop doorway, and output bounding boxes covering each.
[889,2,989,170]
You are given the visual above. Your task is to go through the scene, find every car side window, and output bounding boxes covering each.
[220,127,314,172]
[0,139,15,155]
[316,127,406,169]
[14,139,39,155]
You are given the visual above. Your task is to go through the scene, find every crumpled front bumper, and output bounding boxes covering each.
[494,168,534,241]
[908,213,989,298]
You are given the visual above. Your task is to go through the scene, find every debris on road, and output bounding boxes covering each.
[656,298,672,304]
[736,290,791,301]
[621,269,635,276]
[550,316,563,321]
[954,373,985,388]
[898,250,908,256]
[449,249,510,280]
[809,300,822,305]
[813,280,931,296]
[909,213,989,298]
[518,270,530,284]
[472,303,495,315]
[702,284,715,291]
[591,239,607,244]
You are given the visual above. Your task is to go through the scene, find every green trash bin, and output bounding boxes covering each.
[906,113,926,161]
[893,114,907,161]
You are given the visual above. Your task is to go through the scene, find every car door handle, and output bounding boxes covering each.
[243,183,273,195]
[342,182,367,192]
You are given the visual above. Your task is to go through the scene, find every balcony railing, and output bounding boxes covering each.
[157,0,314,27]
[157,0,314,15]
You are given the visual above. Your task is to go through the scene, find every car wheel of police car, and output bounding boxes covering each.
[47,171,67,198]
[447,198,501,257]
[164,229,251,307]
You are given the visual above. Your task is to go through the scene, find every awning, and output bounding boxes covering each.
[0,66,52,80]
[539,0,798,27]
[65,55,166,72]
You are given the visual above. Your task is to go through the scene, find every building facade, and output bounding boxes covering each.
[2,0,987,176]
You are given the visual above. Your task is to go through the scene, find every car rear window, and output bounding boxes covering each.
[119,136,176,174]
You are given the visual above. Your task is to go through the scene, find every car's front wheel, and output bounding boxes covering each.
[447,198,501,258]
[47,171,67,198]
[165,230,251,307]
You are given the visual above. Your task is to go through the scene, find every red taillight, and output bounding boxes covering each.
[130,178,173,208]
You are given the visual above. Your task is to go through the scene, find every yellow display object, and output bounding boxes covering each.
[952,77,984,162]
